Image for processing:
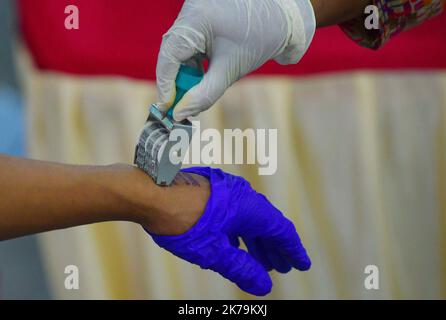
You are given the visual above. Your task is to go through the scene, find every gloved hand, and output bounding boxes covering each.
[156,0,316,121]
[147,167,311,296]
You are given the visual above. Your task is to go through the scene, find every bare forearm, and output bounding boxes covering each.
[0,155,210,240]
[311,0,372,27]
[0,155,135,239]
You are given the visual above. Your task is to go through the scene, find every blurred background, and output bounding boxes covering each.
[0,0,49,299]
[0,0,445,299]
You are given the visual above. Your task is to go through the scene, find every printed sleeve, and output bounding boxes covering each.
[340,0,445,49]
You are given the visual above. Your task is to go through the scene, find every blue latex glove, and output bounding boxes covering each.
[148,167,311,296]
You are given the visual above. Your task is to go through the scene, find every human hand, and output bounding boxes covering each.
[145,167,311,296]
[0,158,209,240]
[112,164,210,236]
[156,0,316,121]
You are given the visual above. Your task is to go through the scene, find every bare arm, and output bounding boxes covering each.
[0,154,210,240]
[310,0,372,27]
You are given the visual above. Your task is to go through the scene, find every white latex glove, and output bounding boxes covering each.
[156,0,316,121]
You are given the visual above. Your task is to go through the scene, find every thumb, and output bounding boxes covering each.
[156,32,197,111]
[173,54,237,121]
[209,239,272,296]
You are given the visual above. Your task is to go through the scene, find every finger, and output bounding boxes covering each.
[244,238,273,272]
[243,194,311,271]
[156,31,197,111]
[267,217,311,271]
[173,52,236,121]
[208,237,272,296]
[262,239,292,273]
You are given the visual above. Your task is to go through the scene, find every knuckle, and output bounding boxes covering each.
[161,32,194,61]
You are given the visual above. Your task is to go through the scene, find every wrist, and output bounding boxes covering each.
[96,164,211,236]
[310,0,373,28]
[275,0,316,65]
[93,164,160,224]
[145,172,210,236]
[309,0,323,27]
[294,0,317,49]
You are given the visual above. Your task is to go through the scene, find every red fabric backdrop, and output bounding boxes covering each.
[18,0,446,80]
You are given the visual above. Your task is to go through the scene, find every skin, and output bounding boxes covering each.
[310,0,372,28]
[0,154,209,240]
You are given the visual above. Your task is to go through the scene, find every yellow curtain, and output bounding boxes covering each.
[18,48,446,299]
